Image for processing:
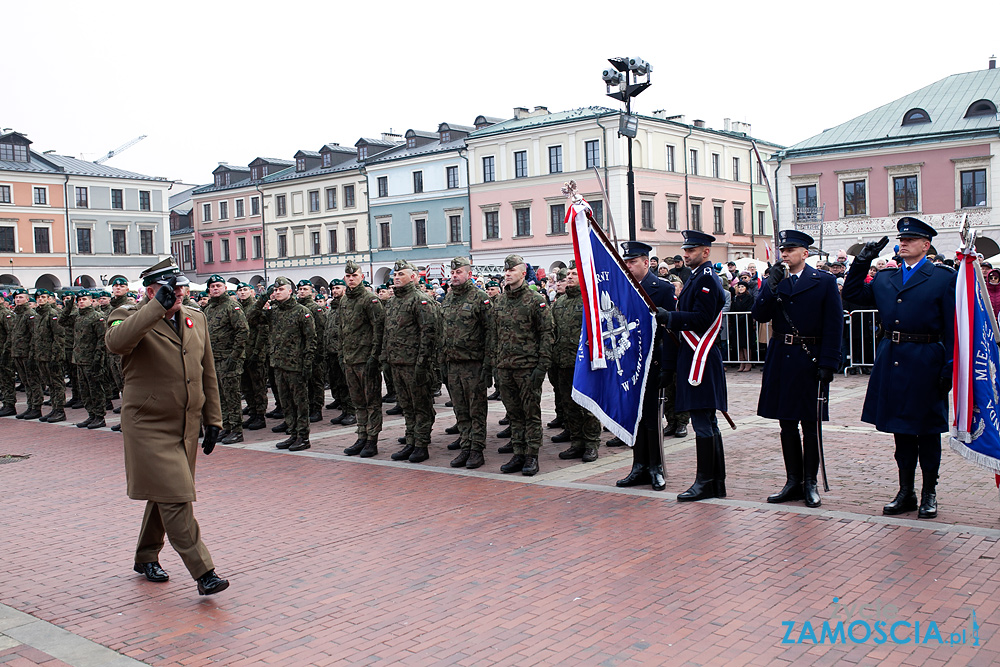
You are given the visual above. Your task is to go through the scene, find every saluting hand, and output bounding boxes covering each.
[857,236,890,263]
[767,263,786,294]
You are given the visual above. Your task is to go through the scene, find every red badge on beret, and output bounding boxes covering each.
[185,317,194,328]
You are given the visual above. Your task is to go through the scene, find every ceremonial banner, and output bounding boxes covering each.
[950,250,1000,473]
[568,199,657,446]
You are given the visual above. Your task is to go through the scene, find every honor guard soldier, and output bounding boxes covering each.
[10,288,43,420]
[547,268,570,441]
[31,289,66,423]
[440,256,494,469]
[236,283,268,431]
[616,241,676,491]
[0,300,14,417]
[325,278,356,426]
[203,275,249,444]
[842,217,956,519]
[69,290,108,429]
[656,231,728,500]
[296,279,327,423]
[105,257,229,596]
[494,254,554,476]
[339,261,385,458]
[265,276,316,451]
[752,230,842,507]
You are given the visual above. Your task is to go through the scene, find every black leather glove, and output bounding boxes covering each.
[856,236,890,263]
[154,277,177,310]
[480,364,493,389]
[817,366,834,384]
[940,373,953,396]
[202,425,220,455]
[655,308,672,328]
[767,262,786,293]
[528,367,546,389]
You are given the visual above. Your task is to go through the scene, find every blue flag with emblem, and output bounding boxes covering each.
[569,200,656,446]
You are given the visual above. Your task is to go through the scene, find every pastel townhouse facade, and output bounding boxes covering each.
[774,64,1000,259]
[169,184,200,274]
[365,123,473,285]
[0,131,171,290]
[465,107,781,274]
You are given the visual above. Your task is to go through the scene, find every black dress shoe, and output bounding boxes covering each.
[275,436,296,449]
[309,411,322,423]
[500,454,526,474]
[465,450,485,469]
[450,450,470,468]
[662,423,677,437]
[673,424,688,438]
[550,429,571,443]
[447,438,462,450]
[271,422,288,433]
[498,416,510,426]
[917,490,937,519]
[498,443,514,454]
[339,413,357,426]
[497,426,511,438]
[883,489,918,515]
[386,404,403,415]
[221,431,244,444]
[344,438,367,456]
[111,424,122,432]
[649,464,666,491]
[288,438,311,452]
[391,444,415,461]
[196,569,229,595]
[521,456,539,476]
[445,424,459,435]
[87,417,106,429]
[133,561,169,582]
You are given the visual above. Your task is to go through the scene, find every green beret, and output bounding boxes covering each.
[297,279,313,288]
[11,288,26,296]
[331,278,346,287]
[394,259,417,272]
[227,290,236,296]
[207,274,226,287]
[35,288,53,296]
[28,296,36,303]
[237,282,252,289]
[110,277,129,287]
[273,276,294,287]
[485,280,500,288]
[362,280,370,287]
[344,260,361,275]
[504,254,525,270]
[450,256,471,270]
[76,290,92,299]
[198,291,208,299]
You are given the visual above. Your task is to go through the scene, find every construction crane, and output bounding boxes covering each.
[94,135,147,164]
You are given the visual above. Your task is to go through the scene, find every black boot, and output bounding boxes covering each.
[450,450,470,468]
[607,436,626,447]
[616,438,651,487]
[386,404,403,415]
[20,408,42,420]
[359,437,378,458]
[275,436,296,449]
[648,446,666,491]
[44,410,66,423]
[76,415,94,428]
[344,437,367,456]
[803,479,821,508]
[288,438,311,451]
[392,444,415,461]
[521,456,539,476]
[500,454,526,474]
[447,437,462,450]
[265,408,283,419]
[408,446,429,463]
[271,422,288,433]
[547,416,563,429]
[445,424,459,435]
[550,429,571,443]
[0,404,16,417]
[245,415,266,430]
[339,413,357,426]
[883,468,918,515]
[309,410,322,423]
[558,444,585,460]
[87,417,106,429]
[498,415,510,425]
[465,450,485,469]
[496,426,511,438]
[917,487,938,519]
[677,437,717,501]
[767,428,803,503]
[497,443,514,454]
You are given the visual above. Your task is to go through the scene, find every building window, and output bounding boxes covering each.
[0,185,10,204]
[902,108,931,125]
[758,210,767,236]
[691,203,702,231]
[75,187,88,208]
[236,199,245,218]
[251,196,260,216]
[77,227,92,254]
[296,157,306,172]
[961,169,988,208]
[237,236,247,260]
[214,174,224,187]
[689,149,698,176]
[550,204,566,234]
[140,229,153,254]
[732,157,740,182]
[203,203,212,222]
[483,156,495,183]
[219,201,229,220]
[204,240,214,263]
[326,188,337,210]
[312,231,321,255]
[323,153,332,168]
[309,190,320,213]
[548,146,563,174]
[251,166,260,180]
[590,200,605,230]
[377,176,388,198]
[441,131,451,143]
[449,214,462,243]
[346,227,356,252]
[182,244,192,266]
[585,140,600,169]
[796,185,817,211]
[111,189,123,209]
[34,227,50,254]
[733,207,743,234]
[379,221,391,248]
[485,210,499,240]
[344,185,355,208]
[843,180,866,216]
[668,201,678,230]
[893,175,918,213]
[413,171,423,193]
[713,206,724,234]
[0,227,13,252]
[33,187,47,205]
[447,166,459,189]
[276,194,287,216]
[514,151,528,178]
[515,207,531,236]
[406,137,416,149]
[666,145,675,172]
[414,219,427,246]
[113,228,127,254]
[277,234,287,258]
[711,153,720,178]
[253,235,262,259]
[221,238,230,261]
[965,99,997,118]
[139,191,151,211]
[328,229,338,254]
[0,144,27,162]
[641,200,654,230]
[358,146,368,160]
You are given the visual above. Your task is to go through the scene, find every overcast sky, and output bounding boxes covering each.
[4,1,996,187]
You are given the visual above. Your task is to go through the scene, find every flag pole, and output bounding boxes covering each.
[592,167,620,248]
[584,207,657,315]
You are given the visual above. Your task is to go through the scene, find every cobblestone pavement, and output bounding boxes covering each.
[2,371,1000,666]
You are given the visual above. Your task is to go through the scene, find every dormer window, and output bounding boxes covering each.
[901,108,931,125]
[323,153,331,167]
[262,165,269,177]
[224,172,231,185]
[407,137,416,149]
[251,166,260,180]
[358,146,368,160]
[441,131,451,142]
[0,143,28,162]
[296,157,306,172]
[965,99,997,118]
[214,174,224,187]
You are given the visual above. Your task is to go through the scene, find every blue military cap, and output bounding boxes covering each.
[896,216,937,240]
[777,229,814,249]
[680,230,716,249]
[620,241,653,259]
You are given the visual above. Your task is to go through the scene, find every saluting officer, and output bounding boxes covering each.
[69,290,108,429]
[657,231,728,501]
[842,217,956,519]
[236,283,268,431]
[203,275,249,444]
[10,288,43,420]
[0,300,14,417]
[325,278,356,426]
[752,230,842,508]
[296,279,327,423]
[31,289,66,423]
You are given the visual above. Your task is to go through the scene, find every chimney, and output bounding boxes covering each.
[533,106,549,114]
[724,118,731,131]
[218,161,229,166]
[382,131,402,142]
[991,55,997,70]
[693,119,706,128]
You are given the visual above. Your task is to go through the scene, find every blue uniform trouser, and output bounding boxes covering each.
[894,434,941,489]
[689,409,720,439]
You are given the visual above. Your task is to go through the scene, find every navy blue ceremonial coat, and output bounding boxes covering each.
[664,261,727,412]
[752,264,843,421]
[636,270,676,430]
[842,258,956,435]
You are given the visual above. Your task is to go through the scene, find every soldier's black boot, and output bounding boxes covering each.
[487,389,501,400]
[309,410,322,423]
[803,478,821,508]
[500,454,526,474]
[450,449,470,468]
[359,437,378,458]
[381,392,396,404]
[221,431,244,444]
[408,446,429,463]
[265,408,282,419]
[246,415,266,430]
[448,437,462,450]
[616,439,651,487]
[19,408,42,420]
[768,428,803,503]
[607,436,626,447]
[76,415,94,428]
[241,415,252,429]
[498,415,510,425]
[325,399,340,410]
[883,468,918,515]
[917,487,938,519]
[392,443,415,460]
[582,444,599,463]
[288,437,311,451]
[275,435,296,449]
[339,413,357,426]
[385,404,403,415]
[496,426,511,438]
[558,443,585,460]
[550,429,571,443]
[344,437,367,456]
[44,410,66,423]
[677,437,717,502]
[521,456,539,476]
[87,416,106,429]
[547,416,563,429]
[465,450,485,469]
[271,422,288,434]
[0,404,16,417]
[445,424,459,435]
[497,442,514,454]
[242,405,250,415]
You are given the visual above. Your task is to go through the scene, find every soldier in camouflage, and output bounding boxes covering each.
[32,289,66,423]
[546,269,570,442]
[339,261,384,458]
[325,278,356,426]
[107,278,131,405]
[10,288,43,420]
[296,279,327,423]
[383,259,438,463]
[236,283,269,431]
[494,254,554,476]
[59,292,82,410]
[552,267,602,462]
[376,284,397,405]
[266,276,316,451]
[0,299,14,416]
[69,290,108,428]
[204,275,249,444]
[440,256,494,469]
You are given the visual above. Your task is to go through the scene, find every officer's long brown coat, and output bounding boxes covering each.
[105,297,222,503]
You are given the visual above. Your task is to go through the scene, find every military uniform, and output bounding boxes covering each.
[239,290,269,430]
[494,254,554,475]
[551,282,602,462]
[31,291,66,421]
[203,276,249,442]
[325,280,355,424]
[0,304,15,415]
[339,262,384,456]
[69,292,108,427]
[11,292,43,419]
[58,295,81,409]
[296,280,327,421]
[108,278,131,398]
[266,277,316,450]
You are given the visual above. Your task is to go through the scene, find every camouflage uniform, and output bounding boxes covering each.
[440,271,493,456]
[325,294,354,413]
[11,302,43,414]
[297,292,327,417]
[551,284,601,459]
[72,304,108,421]
[0,306,15,412]
[240,294,270,419]
[267,289,316,443]
[204,294,249,436]
[382,278,437,451]
[32,300,66,415]
[58,298,79,406]
[107,293,130,396]
[339,280,384,441]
